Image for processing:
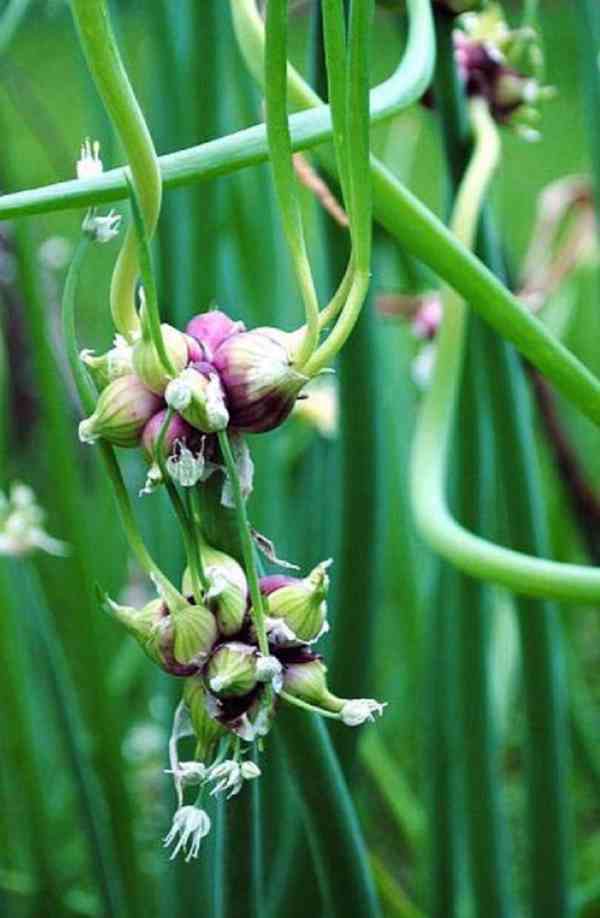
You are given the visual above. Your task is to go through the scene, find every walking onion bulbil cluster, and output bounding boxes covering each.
[72,113,384,857]
[63,0,384,864]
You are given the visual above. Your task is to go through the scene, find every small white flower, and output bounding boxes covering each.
[82,210,122,244]
[165,761,207,787]
[166,443,205,488]
[207,759,261,798]
[165,377,192,412]
[208,760,243,798]
[255,655,284,692]
[340,699,387,727]
[0,483,67,558]
[163,806,211,862]
[76,138,103,180]
[240,761,261,781]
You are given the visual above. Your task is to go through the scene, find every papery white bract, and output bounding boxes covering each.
[163,806,211,862]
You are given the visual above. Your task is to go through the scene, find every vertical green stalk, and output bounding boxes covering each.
[277,710,382,918]
[264,0,320,365]
[429,16,513,916]
[455,321,512,918]
[434,16,572,914]
[424,566,460,918]
[70,0,162,339]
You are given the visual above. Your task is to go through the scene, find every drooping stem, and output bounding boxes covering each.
[70,0,162,339]
[217,430,269,657]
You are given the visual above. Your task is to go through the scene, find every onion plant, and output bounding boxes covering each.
[0,1,598,917]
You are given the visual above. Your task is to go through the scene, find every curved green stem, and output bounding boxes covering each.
[410,99,600,604]
[216,430,269,658]
[9,1,600,432]
[70,0,162,339]
[62,237,183,611]
[265,0,319,367]
[4,0,433,222]
[280,691,342,720]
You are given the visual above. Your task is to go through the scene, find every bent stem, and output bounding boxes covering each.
[217,430,269,658]
[409,99,600,603]
[70,0,162,339]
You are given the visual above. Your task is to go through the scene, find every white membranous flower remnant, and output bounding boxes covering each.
[76,137,103,179]
[0,482,67,558]
[163,806,211,862]
[76,138,122,244]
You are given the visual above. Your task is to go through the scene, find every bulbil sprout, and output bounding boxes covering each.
[79,375,162,447]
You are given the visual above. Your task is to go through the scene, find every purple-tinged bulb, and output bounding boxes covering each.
[78,375,162,448]
[141,409,199,464]
[213,329,308,433]
[132,323,190,395]
[260,575,296,596]
[185,335,205,364]
[186,310,246,360]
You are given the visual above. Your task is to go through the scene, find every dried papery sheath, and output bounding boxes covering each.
[220,434,254,507]
[259,560,332,644]
[182,544,248,636]
[183,679,227,760]
[166,365,229,433]
[204,642,258,698]
[78,375,162,447]
[186,309,246,360]
[213,329,308,433]
[282,658,344,713]
[132,323,190,394]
